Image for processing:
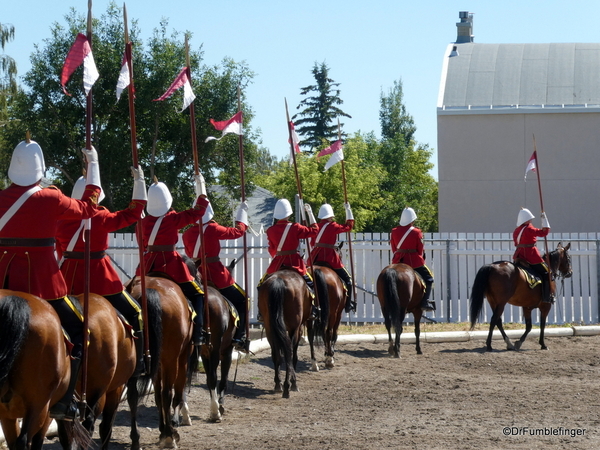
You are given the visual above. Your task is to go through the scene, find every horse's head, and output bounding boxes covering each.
[552,242,573,279]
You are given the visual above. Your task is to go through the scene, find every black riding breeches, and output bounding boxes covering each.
[104,290,143,332]
[49,296,84,358]
[179,281,205,328]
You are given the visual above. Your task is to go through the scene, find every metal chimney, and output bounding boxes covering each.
[456,11,474,43]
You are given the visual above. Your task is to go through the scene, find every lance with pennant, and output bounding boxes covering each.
[80,0,94,415]
[184,36,210,335]
[336,118,358,312]
[123,3,150,371]
[531,135,553,297]
[284,98,320,312]
[236,86,250,345]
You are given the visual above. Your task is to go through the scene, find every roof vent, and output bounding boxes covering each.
[456,11,474,43]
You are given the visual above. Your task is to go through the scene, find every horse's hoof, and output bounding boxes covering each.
[209,415,222,423]
[514,341,522,351]
[310,361,319,372]
[282,391,290,399]
[219,404,225,415]
[274,385,283,393]
[416,350,423,355]
[541,345,549,350]
[291,383,299,392]
[325,357,334,369]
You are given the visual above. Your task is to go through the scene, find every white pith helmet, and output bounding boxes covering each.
[517,208,535,226]
[147,181,173,217]
[201,200,214,222]
[273,199,293,220]
[71,176,105,203]
[8,140,46,186]
[318,204,335,220]
[399,207,417,226]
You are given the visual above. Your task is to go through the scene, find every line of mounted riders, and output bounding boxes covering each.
[0,137,574,449]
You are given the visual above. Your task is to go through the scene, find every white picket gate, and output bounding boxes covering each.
[107,232,599,325]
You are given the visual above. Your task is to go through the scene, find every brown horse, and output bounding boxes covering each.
[56,293,137,450]
[470,242,572,352]
[182,256,237,423]
[0,290,87,450]
[376,264,426,357]
[127,276,194,449]
[309,265,346,370]
[257,269,314,398]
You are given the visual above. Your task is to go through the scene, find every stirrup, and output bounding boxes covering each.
[193,330,210,346]
[421,301,434,312]
[308,305,320,320]
[256,312,264,323]
[233,337,250,353]
[49,399,79,422]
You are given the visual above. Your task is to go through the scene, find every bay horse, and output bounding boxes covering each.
[55,292,137,450]
[470,242,572,352]
[309,265,345,370]
[184,256,236,423]
[257,269,315,398]
[376,263,426,357]
[0,290,89,450]
[127,275,194,449]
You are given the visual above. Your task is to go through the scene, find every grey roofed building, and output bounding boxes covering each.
[209,185,277,233]
[437,12,600,233]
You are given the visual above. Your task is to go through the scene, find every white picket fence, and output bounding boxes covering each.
[107,232,599,325]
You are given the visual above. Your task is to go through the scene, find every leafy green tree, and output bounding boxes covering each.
[0,21,17,128]
[0,3,258,216]
[292,62,351,153]
[256,133,385,231]
[379,79,415,145]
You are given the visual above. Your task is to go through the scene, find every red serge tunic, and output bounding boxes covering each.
[309,219,354,269]
[182,220,247,289]
[56,200,146,296]
[513,223,549,265]
[390,224,426,268]
[0,184,100,299]
[136,197,209,283]
[265,220,318,276]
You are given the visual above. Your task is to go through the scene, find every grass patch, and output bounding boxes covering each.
[337,322,577,335]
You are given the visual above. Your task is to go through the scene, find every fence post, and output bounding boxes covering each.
[596,239,600,323]
[446,239,451,323]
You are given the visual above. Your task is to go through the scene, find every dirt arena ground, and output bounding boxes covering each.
[41,331,600,450]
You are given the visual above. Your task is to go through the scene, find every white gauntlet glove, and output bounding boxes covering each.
[194,173,207,197]
[345,202,354,221]
[304,203,316,225]
[131,165,147,201]
[82,146,101,188]
[235,201,249,226]
[541,212,550,228]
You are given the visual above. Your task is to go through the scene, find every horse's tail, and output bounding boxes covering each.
[268,277,293,361]
[470,264,493,330]
[381,268,404,338]
[136,288,163,396]
[312,268,328,344]
[0,295,30,390]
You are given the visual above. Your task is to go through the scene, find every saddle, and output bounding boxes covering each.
[513,260,542,289]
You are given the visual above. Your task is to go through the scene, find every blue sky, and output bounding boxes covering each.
[4,1,600,180]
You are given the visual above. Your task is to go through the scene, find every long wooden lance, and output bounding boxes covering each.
[123,3,150,371]
[336,118,358,311]
[236,86,250,342]
[185,36,210,332]
[80,0,94,414]
[532,135,553,295]
[284,98,320,311]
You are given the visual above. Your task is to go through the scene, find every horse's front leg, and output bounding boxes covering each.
[413,310,423,355]
[514,308,533,351]
[538,304,551,350]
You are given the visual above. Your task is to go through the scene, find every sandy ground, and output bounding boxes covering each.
[40,331,600,450]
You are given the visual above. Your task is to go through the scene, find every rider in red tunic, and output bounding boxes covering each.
[182,200,249,351]
[309,203,356,312]
[0,140,101,421]
[390,207,435,312]
[56,165,147,374]
[136,175,209,345]
[513,207,553,303]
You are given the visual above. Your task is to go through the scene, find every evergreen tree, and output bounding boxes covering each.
[292,62,351,153]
